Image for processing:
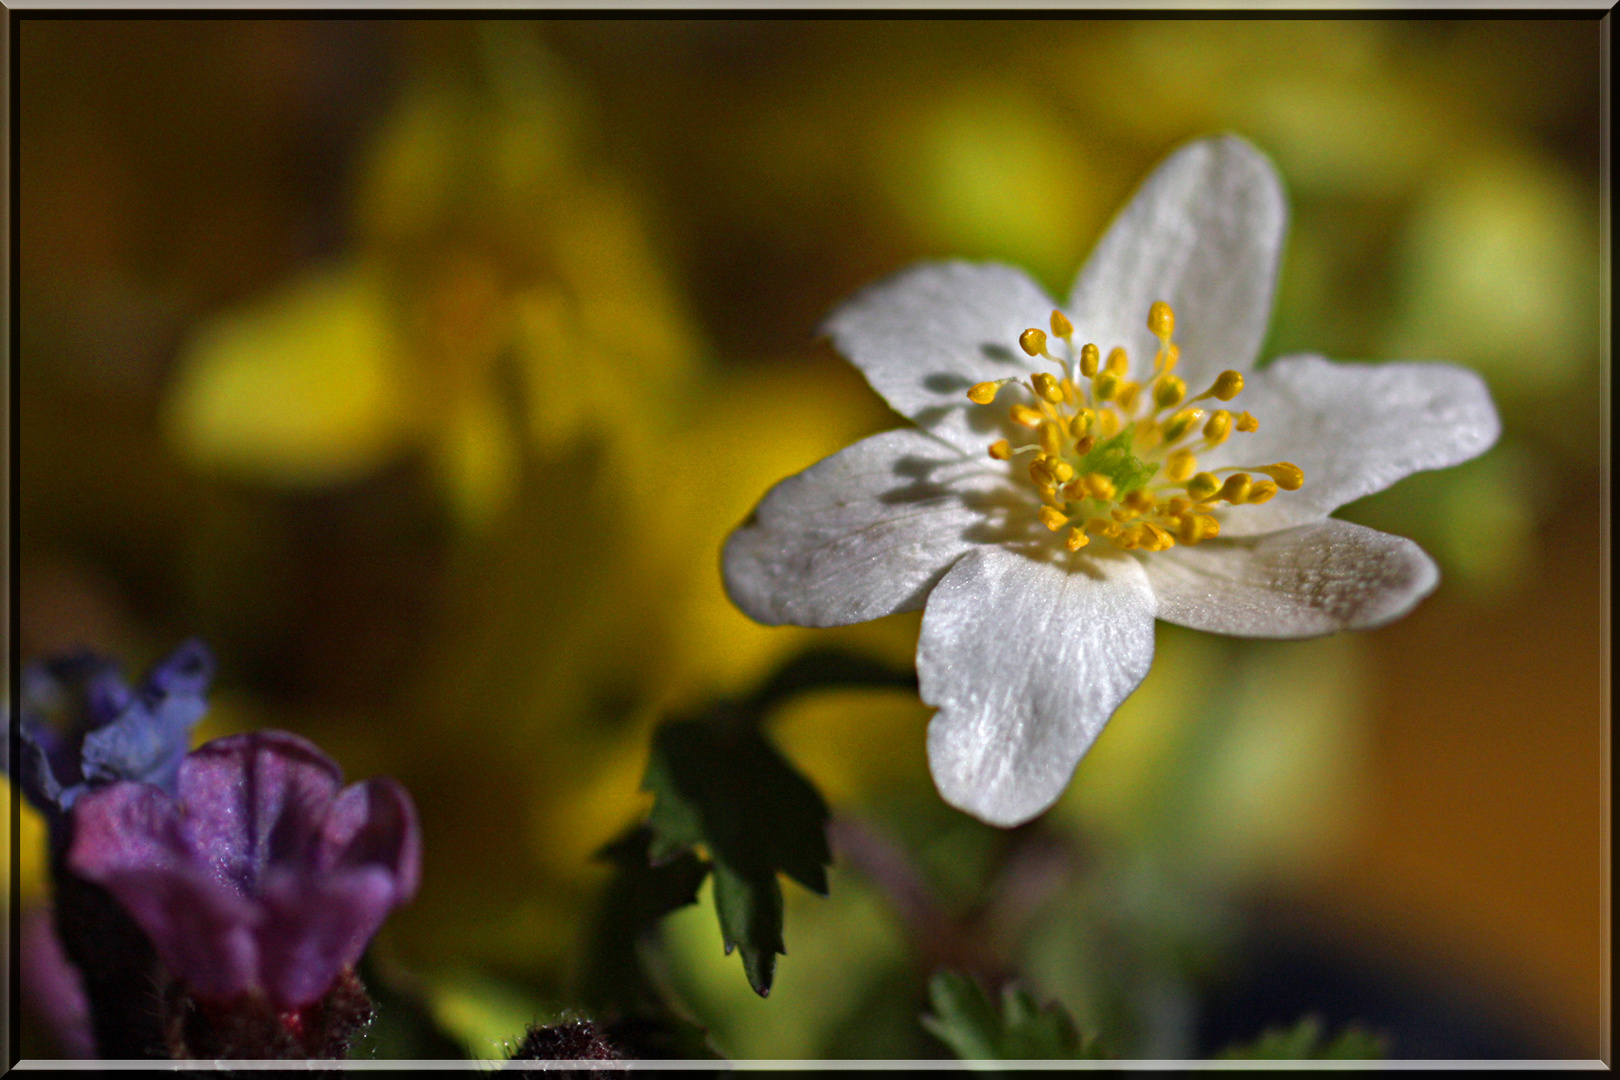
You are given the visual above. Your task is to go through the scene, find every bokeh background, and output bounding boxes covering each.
[10,18,1604,1060]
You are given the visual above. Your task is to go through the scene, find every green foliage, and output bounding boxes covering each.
[643,709,829,998]
[922,970,1109,1061]
[640,648,915,999]
[1217,1015,1387,1059]
[580,827,711,1013]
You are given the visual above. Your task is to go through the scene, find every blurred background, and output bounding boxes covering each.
[10,18,1603,1060]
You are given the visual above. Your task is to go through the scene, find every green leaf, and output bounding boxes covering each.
[922,970,1109,1060]
[579,827,711,1013]
[641,707,831,998]
[1217,1015,1387,1059]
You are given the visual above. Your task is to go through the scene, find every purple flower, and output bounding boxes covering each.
[12,639,215,824]
[65,730,421,1013]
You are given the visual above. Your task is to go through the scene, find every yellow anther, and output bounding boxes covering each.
[1061,479,1086,501]
[1079,343,1101,378]
[967,380,1002,405]
[1148,301,1175,341]
[1111,506,1137,522]
[1083,474,1116,501]
[1060,378,1079,406]
[1235,411,1259,433]
[1116,381,1142,411]
[1259,462,1305,490]
[1153,375,1187,410]
[1106,347,1130,375]
[1039,505,1069,532]
[1161,408,1204,443]
[1203,410,1232,444]
[1115,523,1150,549]
[1086,518,1121,537]
[1029,459,1056,487]
[1019,328,1048,357]
[1073,434,1095,456]
[1165,450,1197,482]
[1093,371,1120,401]
[1123,490,1155,513]
[1051,460,1075,483]
[1209,370,1244,401]
[1069,410,1094,437]
[988,439,1012,461]
[1166,496,1193,516]
[1010,404,1045,428]
[1178,513,1219,545]
[1140,522,1176,551]
[1065,526,1089,552]
[1038,420,1065,457]
[1031,372,1064,403]
[1050,310,1074,338]
[1097,411,1121,438]
[1187,472,1221,501]
[1247,479,1279,503]
[1219,473,1253,504]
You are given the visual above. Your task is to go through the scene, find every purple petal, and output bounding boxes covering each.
[320,777,422,903]
[66,781,263,1004]
[257,866,400,1010]
[177,732,344,896]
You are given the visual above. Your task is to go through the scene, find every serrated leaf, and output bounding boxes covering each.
[1217,1015,1387,1060]
[641,709,831,997]
[922,970,1108,1060]
[580,827,710,1013]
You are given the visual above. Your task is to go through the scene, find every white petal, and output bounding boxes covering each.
[1067,136,1287,389]
[1142,519,1439,639]
[919,545,1158,827]
[819,261,1057,453]
[1204,354,1502,537]
[723,428,1008,628]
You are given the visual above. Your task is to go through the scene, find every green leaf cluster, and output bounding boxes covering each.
[922,970,1109,1061]
[640,649,916,998]
[1217,1015,1387,1059]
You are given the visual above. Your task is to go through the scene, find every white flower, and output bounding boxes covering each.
[722,136,1500,827]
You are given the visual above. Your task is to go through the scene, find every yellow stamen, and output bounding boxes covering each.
[967,380,1004,405]
[1083,474,1116,501]
[1093,371,1120,401]
[1123,490,1155,514]
[988,439,1011,460]
[1079,343,1100,378]
[1208,370,1244,401]
[1039,506,1069,532]
[1073,433,1095,456]
[1086,518,1120,537]
[1050,310,1074,339]
[1116,381,1142,412]
[1219,473,1252,504]
[1203,410,1232,444]
[1029,459,1057,487]
[1106,347,1130,376]
[1161,408,1204,444]
[1066,526,1089,552]
[1153,375,1187,410]
[1235,411,1259,433]
[1187,472,1221,501]
[1258,462,1305,490]
[1165,450,1197,482]
[1031,372,1063,403]
[1039,420,1065,457]
[1051,460,1075,483]
[1247,479,1279,503]
[1069,410,1094,437]
[1010,404,1045,428]
[1148,300,1174,341]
